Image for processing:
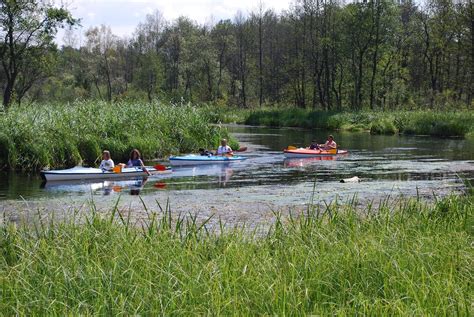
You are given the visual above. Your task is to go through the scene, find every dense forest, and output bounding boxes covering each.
[1,0,473,110]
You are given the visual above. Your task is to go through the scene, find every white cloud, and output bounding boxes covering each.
[86,12,96,19]
[56,0,291,44]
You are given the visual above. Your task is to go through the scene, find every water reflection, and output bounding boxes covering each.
[232,126,474,161]
[218,166,233,187]
[171,164,234,188]
[130,178,147,195]
[41,177,155,196]
[284,156,337,168]
[0,125,473,200]
[38,164,238,194]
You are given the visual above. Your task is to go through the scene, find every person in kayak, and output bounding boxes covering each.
[318,135,337,150]
[216,139,233,156]
[309,140,319,150]
[127,149,151,175]
[199,148,212,156]
[99,150,115,171]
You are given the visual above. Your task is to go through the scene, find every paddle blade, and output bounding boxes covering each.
[154,164,167,171]
[236,146,247,152]
[287,146,297,150]
[154,182,166,189]
[113,166,122,173]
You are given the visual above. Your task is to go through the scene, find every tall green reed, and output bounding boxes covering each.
[242,107,474,137]
[0,101,234,170]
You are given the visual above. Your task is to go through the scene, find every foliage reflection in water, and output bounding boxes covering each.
[0,126,472,200]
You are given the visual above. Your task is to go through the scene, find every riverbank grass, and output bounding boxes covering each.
[0,101,236,171]
[242,108,474,137]
[1,194,472,315]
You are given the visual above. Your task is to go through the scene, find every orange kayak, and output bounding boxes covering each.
[283,148,348,158]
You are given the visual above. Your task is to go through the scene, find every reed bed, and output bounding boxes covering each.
[243,108,474,137]
[0,101,234,170]
[0,194,472,315]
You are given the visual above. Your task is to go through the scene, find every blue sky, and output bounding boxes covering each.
[58,0,291,44]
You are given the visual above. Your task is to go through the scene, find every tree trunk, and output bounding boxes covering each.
[147,72,153,103]
[356,53,364,109]
[104,54,112,102]
[258,14,264,107]
[2,11,16,108]
[3,80,15,108]
[205,60,213,100]
[470,1,474,104]
[217,46,225,99]
[369,2,381,110]
[239,39,247,108]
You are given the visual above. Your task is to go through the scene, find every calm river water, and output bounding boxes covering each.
[0,126,473,214]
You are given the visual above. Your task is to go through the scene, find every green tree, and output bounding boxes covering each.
[135,51,163,102]
[85,25,118,102]
[211,20,233,101]
[0,0,76,107]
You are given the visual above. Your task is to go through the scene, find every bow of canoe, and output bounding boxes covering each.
[41,166,171,182]
[169,154,247,166]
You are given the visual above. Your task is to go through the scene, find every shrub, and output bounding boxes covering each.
[77,138,101,165]
[325,114,346,130]
[53,140,81,168]
[370,119,398,135]
[241,108,473,138]
[429,120,470,137]
[0,133,10,168]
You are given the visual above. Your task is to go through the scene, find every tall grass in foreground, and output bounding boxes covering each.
[1,195,472,315]
[243,108,474,137]
[0,101,235,170]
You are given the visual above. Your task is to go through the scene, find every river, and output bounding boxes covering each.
[1,126,472,225]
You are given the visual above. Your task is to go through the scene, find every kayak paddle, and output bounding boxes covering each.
[223,146,246,157]
[113,165,123,173]
[153,164,167,171]
[154,182,166,188]
[112,163,126,173]
[143,167,151,176]
[287,146,297,150]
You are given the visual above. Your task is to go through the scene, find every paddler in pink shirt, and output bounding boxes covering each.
[318,135,337,150]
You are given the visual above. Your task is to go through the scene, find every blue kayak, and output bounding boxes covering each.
[169,154,247,166]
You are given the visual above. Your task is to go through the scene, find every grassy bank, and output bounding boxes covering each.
[0,102,235,171]
[1,194,472,315]
[203,104,251,125]
[242,108,474,137]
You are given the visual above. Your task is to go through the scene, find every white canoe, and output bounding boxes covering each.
[169,154,247,166]
[41,166,171,182]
